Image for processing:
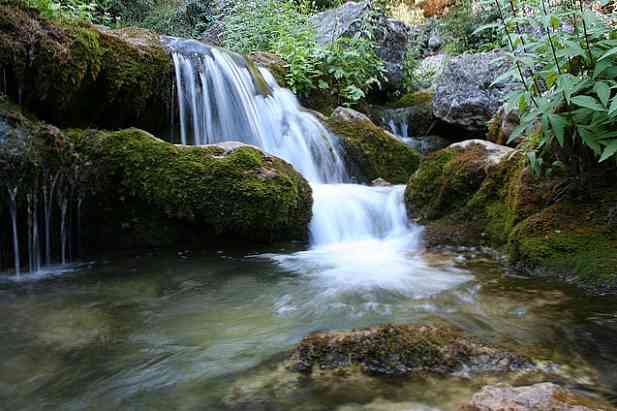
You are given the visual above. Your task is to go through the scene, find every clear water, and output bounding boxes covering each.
[1,247,616,411]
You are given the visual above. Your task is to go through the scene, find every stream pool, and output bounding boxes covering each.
[1,244,616,411]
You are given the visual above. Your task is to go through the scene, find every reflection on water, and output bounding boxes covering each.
[0,246,616,411]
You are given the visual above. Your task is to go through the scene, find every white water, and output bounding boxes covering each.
[166,38,472,295]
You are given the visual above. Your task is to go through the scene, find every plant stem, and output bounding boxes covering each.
[541,0,562,75]
[507,0,543,95]
[578,0,595,66]
[494,0,538,107]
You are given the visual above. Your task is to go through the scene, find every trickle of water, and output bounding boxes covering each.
[7,186,20,275]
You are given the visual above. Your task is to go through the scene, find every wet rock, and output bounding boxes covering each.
[433,51,518,132]
[287,324,532,377]
[460,383,617,411]
[371,178,392,187]
[310,1,413,91]
[248,52,289,87]
[332,107,372,123]
[326,107,421,184]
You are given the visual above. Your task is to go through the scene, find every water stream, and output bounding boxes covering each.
[0,39,616,410]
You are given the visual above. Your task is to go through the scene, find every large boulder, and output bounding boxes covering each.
[404,139,617,290]
[0,101,312,271]
[0,5,173,133]
[73,129,313,248]
[326,107,421,183]
[310,1,413,91]
[432,51,518,132]
[287,324,532,377]
[460,383,617,411]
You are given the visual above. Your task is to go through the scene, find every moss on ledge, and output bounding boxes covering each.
[387,91,434,109]
[69,129,313,248]
[326,114,421,184]
[0,5,173,132]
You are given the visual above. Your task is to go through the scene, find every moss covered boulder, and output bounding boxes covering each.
[287,324,532,377]
[0,5,173,132]
[326,107,421,184]
[509,188,617,289]
[405,139,617,290]
[71,129,313,249]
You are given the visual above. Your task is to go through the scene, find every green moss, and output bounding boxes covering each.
[509,195,617,287]
[326,117,421,184]
[0,5,173,132]
[406,145,493,220]
[70,128,313,247]
[387,91,434,109]
[404,140,617,289]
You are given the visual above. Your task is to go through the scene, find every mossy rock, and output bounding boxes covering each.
[386,91,434,109]
[287,324,532,377]
[0,5,173,133]
[326,107,421,184]
[404,138,617,289]
[0,99,313,263]
[509,189,617,288]
[248,52,289,88]
[70,129,313,249]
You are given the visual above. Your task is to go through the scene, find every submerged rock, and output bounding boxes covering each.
[310,1,412,91]
[327,107,421,184]
[0,5,173,132]
[287,324,532,377]
[460,383,617,411]
[433,51,518,132]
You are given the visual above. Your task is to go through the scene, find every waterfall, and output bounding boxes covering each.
[165,38,418,247]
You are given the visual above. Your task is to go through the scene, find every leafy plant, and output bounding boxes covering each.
[223,0,386,105]
[487,0,617,174]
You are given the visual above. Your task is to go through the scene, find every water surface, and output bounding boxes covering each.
[1,245,616,411]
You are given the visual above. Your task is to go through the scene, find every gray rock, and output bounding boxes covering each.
[450,139,515,165]
[310,1,413,91]
[460,383,616,411]
[331,106,372,123]
[371,178,392,187]
[433,51,519,131]
[428,33,442,51]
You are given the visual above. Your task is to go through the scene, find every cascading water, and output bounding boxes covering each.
[166,38,471,297]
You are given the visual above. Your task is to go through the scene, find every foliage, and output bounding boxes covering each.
[484,0,617,173]
[19,0,101,22]
[402,44,422,92]
[223,0,386,106]
[17,0,215,37]
[440,0,502,54]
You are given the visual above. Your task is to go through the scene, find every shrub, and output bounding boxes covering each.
[487,0,617,174]
[223,0,385,106]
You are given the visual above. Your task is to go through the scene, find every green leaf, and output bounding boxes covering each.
[548,114,567,146]
[609,97,617,116]
[599,47,617,62]
[571,95,607,112]
[594,82,611,107]
[599,141,617,162]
